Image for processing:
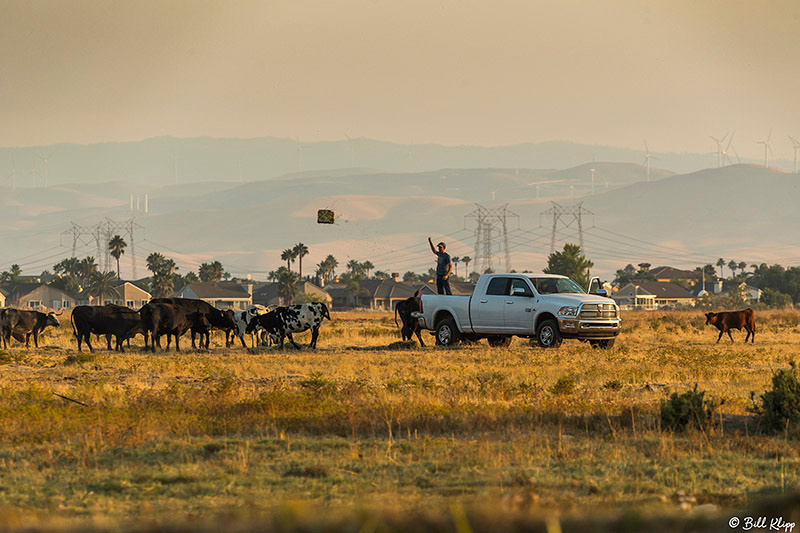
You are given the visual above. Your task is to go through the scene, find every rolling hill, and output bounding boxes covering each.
[0,163,797,281]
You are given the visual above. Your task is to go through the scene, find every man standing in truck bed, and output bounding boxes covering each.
[428,237,453,295]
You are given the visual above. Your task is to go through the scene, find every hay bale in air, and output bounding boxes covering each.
[317,209,335,224]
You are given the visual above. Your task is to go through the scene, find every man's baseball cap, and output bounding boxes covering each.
[437,242,446,247]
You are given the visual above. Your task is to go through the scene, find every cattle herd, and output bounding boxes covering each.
[0,300,332,352]
[0,296,759,352]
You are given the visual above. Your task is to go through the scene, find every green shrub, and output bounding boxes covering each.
[756,362,800,435]
[0,351,24,365]
[63,352,96,365]
[660,384,716,431]
[549,374,576,396]
[299,371,336,395]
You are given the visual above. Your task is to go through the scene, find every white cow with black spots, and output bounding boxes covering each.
[230,304,272,348]
[245,302,331,349]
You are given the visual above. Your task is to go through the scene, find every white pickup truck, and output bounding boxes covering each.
[414,273,620,348]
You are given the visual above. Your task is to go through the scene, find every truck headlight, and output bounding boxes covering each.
[558,306,578,317]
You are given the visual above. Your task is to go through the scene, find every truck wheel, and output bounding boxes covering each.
[589,339,615,349]
[488,336,512,347]
[536,319,562,348]
[435,317,460,346]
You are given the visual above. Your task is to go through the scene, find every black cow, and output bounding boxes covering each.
[394,290,424,346]
[71,304,143,352]
[245,303,331,349]
[1,309,61,348]
[0,309,8,348]
[705,308,756,343]
[150,298,237,349]
[141,302,211,352]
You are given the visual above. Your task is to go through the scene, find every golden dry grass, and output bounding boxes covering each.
[0,309,799,529]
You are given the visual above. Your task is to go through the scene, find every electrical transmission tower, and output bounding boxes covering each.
[541,202,594,253]
[464,204,519,273]
[60,218,145,279]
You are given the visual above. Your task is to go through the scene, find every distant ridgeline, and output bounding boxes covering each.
[0,136,774,187]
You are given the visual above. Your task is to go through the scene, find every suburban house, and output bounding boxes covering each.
[324,279,475,310]
[690,280,761,302]
[613,280,696,309]
[177,281,253,310]
[0,288,7,307]
[76,281,152,309]
[1,283,76,310]
[324,280,431,310]
[721,280,761,302]
[251,281,331,307]
[648,266,697,283]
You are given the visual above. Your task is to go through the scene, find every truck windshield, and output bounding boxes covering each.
[528,277,585,294]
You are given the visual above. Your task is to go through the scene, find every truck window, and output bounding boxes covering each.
[486,277,510,296]
[529,277,585,294]
[510,278,533,296]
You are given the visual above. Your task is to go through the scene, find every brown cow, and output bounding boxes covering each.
[705,308,756,343]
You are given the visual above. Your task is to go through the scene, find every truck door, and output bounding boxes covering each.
[504,278,536,333]
[472,276,509,334]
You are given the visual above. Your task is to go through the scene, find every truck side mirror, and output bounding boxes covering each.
[512,287,530,297]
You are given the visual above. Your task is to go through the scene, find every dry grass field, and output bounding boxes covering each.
[1,309,800,530]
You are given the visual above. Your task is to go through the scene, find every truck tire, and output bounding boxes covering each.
[435,317,460,346]
[488,336,512,347]
[589,339,615,349]
[536,319,562,348]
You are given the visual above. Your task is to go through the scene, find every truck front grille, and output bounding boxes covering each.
[579,303,617,319]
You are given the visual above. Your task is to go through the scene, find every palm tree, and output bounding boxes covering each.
[146,252,167,275]
[461,256,471,276]
[199,261,225,282]
[89,271,118,305]
[276,267,299,304]
[0,264,23,284]
[54,257,81,278]
[281,248,296,272]
[361,260,374,279]
[145,252,178,297]
[293,243,309,279]
[716,258,725,278]
[452,256,460,277]
[151,258,178,298]
[738,261,747,275]
[324,255,338,283]
[728,260,738,278]
[79,257,98,287]
[108,235,127,280]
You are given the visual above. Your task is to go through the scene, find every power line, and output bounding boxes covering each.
[541,202,593,252]
[465,204,519,272]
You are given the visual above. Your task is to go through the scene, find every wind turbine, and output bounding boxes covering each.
[642,140,658,181]
[721,132,741,166]
[36,152,52,188]
[170,145,178,184]
[789,135,800,174]
[757,129,772,168]
[590,156,596,195]
[406,139,414,170]
[709,132,728,168]
[295,136,304,171]
[344,133,355,167]
[6,154,18,191]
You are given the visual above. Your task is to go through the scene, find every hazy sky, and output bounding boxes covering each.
[2,0,799,158]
